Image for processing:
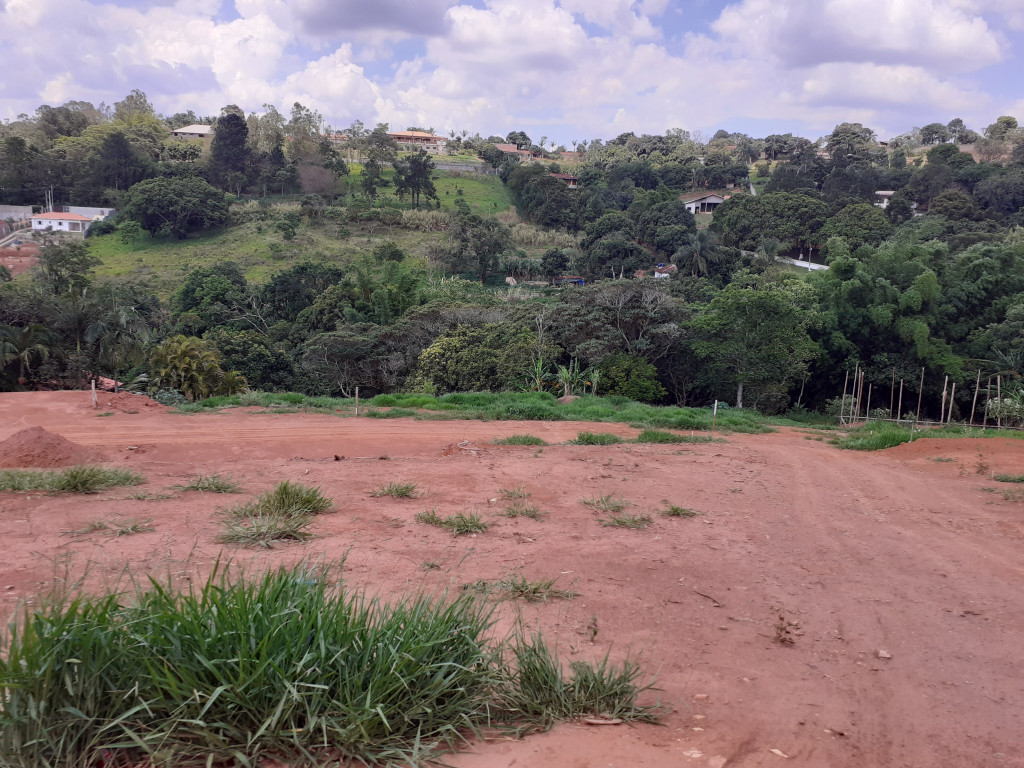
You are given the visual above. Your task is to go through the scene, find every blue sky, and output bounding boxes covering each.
[2,0,1023,145]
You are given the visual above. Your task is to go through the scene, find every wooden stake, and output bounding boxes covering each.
[997,375,1002,429]
[355,386,359,417]
[865,383,872,421]
[970,370,981,426]
[915,367,925,425]
[947,382,955,424]
[855,370,864,423]
[839,370,850,425]
[889,367,896,419]
[897,379,904,424]
[940,375,949,426]
[91,379,97,409]
[985,377,992,428]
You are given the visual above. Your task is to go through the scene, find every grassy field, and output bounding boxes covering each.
[88,170,516,297]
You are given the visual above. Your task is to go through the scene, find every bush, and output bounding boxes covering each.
[573,432,624,445]
[598,354,667,403]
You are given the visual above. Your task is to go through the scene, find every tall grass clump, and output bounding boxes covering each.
[0,562,499,767]
[219,481,332,546]
[495,632,660,731]
[573,432,624,445]
[830,422,916,451]
[636,430,715,444]
[416,508,489,535]
[493,434,547,446]
[0,466,144,494]
[176,473,242,493]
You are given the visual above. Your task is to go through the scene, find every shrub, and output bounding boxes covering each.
[597,354,666,403]
[0,466,144,494]
[573,432,624,445]
[493,434,546,446]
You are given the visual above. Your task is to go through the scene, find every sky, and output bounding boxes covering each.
[2,0,1024,145]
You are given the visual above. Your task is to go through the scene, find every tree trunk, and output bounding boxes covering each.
[736,382,744,409]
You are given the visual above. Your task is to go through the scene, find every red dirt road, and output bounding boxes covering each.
[1,391,1022,768]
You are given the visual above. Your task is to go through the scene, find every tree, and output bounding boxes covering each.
[360,124,398,200]
[985,116,1018,141]
[85,304,151,387]
[818,203,894,250]
[209,112,249,187]
[119,220,143,249]
[122,177,229,239]
[393,149,438,208]
[673,230,728,277]
[34,240,101,296]
[691,277,819,410]
[443,205,512,283]
[148,335,246,401]
[920,123,951,145]
[506,131,531,150]
[597,353,666,402]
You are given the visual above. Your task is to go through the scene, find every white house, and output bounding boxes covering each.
[31,212,93,234]
[387,130,448,154]
[171,124,213,140]
[681,192,726,214]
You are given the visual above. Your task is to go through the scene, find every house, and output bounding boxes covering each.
[681,192,726,214]
[549,172,579,189]
[387,130,448,154]
[654,264,677,279]
[495,143,534,159]
[553,275,586,287]
[324,133,350,147]
[171,124,213,140]
[874,191,895,209]
[31,212,93,234]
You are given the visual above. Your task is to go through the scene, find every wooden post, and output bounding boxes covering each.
[915,367,925,425]
[91,379,97,409]
[997,375,1002,429]
[355,387,359,417]
[970,370,981,427]
[940,375,949,426]
[839,370,850,425]
[796,374,806,409]
[855,370,864,423]
[947,383,955,424]
[865,384,872,421]
[889,367,896,420]
[984,377,992,428]
[897,379,904,424]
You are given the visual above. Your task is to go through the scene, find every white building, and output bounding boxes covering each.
[31,212,93,234]
[171,124,213,140]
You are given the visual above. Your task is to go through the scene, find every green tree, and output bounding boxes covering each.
[393,149,438,208]
[673,230,728,277]
[818,202,894,250]
[118,220,143,249]
[34,240,101,296]
[443,206,512,283]
[209,111,249,189]
[597,354,666,402]
[122,177,229,239]
[692,277,819,410]
[148,335,246,401]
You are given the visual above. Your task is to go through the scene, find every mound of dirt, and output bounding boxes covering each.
[98,392,166,413]
[0,426,106,468]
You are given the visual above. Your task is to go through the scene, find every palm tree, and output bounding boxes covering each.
[755,237,783,272]
[673,230,726,278]
[0,324,55,384]
[86,304,151,390]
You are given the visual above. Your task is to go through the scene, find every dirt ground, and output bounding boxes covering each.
[0,240,40,277]
[1,391,1022,768]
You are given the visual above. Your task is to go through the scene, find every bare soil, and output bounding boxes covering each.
[0,240,40,277]
[1,391,1022,768]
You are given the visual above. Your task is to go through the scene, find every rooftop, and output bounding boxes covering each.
[32,212,92,221]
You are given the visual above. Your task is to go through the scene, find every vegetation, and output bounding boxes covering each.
[581,494,631,513]
[494,434,547,445]
[660,505,698,517]
[0,561,658,767]
[0,466,144,493]
[371,482,418,497]
[636,429,715,444]
[600,512,654,529]
[219,480,331,546]
[498,487,545,519]
[176,473,242,493]
[416,507,489,534]
[573,431,624,445]
[994,473,1024,483]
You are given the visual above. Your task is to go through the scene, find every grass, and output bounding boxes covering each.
[581,494,631,513]
[218,481,332,546]
[416,507,489,535]
[660,505,698,518]
[371,482,418,498]
[831,421,1024,451]
[994,473,1024,483]
[494,434,547,446]
[0,561,656,767]
[498,487,546,519]
[573,432,624,445]
[636,429,717,444]
[495,574,577,603]
[193,391,778,433]
[0,466,144,494]
[175,473,242,493]
[600,512,653,529]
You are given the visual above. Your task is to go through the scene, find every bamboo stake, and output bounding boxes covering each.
[985,377,992,428]
[855,370,864,423]
[355,387,359,417]
[897,379,904,424]
[889,367,896,419]
[839,370,850,425]
[970,370,981,427]
[915,367,925,425]
[865,383,872,421]
[947,382,955,424]
[940,375,949,426]
[995,376,1003,430]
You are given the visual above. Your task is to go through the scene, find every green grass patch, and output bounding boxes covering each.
[465,574,576,603]
[600,512,653,529]
[994,473,1024,483]
[416,507,489,535]
[573,432,624,445]
[497,487,546,519]
[493,434,547,446]
[660,505,698,518]
[0,466,144,494]
[636,429,716,444]
[0,561,656,766]
[175,473,242,493]
[434,171,515,216]
[219,481,332,546]
[371,482,418,498]
[581,494,631,513]
[831,421,1024,451]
